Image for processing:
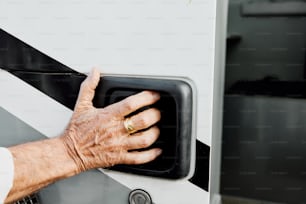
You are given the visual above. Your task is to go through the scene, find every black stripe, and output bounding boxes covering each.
[0,28,210,191]
[0,29,76,73]
[189,141,210,191]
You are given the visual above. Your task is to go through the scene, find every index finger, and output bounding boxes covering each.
[106,91,160,117]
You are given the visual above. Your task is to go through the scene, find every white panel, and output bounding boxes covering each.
[101,169,209,204]
[0,69,72,138]
[0,70,209,203]
[0,0,224,202]
[0,0,216,146]
[210,0,228,202]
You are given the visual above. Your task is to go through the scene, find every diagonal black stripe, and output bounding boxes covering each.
[0,28,76,73]
[189,141,210,191]
[12,72,85,110]
[0,28,210,191]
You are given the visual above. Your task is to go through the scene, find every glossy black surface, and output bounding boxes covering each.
[189,141,210,191]
[93,76,194,179]
[224,0,306,92]
[222,0,306,202]
[241,1,306,17]
[222,96,306,204]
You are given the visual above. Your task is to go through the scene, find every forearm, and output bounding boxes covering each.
[5,137,78,203]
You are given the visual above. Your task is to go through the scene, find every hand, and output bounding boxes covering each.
[60,68,162,173]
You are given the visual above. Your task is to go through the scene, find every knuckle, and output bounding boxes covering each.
[123,100,134,112]
[130,157,140,165]
[138,117,149,127]
[105,130,116,139]
[139,137,151,148]
[118,152,126,164]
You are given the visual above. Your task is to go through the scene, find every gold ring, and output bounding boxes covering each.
[124,118,137,134]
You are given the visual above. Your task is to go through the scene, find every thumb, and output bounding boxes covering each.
[75,68,101,109]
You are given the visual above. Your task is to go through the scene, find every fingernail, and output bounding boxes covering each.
[156,149,162,156]
[88,69,94,79]
[152,92,160,100]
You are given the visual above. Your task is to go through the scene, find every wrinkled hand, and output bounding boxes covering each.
[61,69,162,173]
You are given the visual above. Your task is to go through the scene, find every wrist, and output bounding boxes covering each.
[58,132,87,174]
[49,137,80,177]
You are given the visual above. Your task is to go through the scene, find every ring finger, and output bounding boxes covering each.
[125,108,161,134]
[125,126,160,150]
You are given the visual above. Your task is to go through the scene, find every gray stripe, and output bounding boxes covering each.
[0,107,130,204]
